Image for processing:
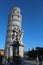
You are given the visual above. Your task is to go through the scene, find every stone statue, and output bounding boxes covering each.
[12,27,22,42]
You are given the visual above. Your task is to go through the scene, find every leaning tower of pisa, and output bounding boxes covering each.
[4,7,24,63]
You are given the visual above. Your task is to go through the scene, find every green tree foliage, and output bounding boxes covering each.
[26,47,43,60]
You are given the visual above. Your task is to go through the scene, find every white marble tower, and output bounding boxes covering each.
[5,7,24,62]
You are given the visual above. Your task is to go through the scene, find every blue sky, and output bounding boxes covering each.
[0,0,43,51]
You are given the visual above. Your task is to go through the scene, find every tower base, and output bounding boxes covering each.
[5,55,24,65]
